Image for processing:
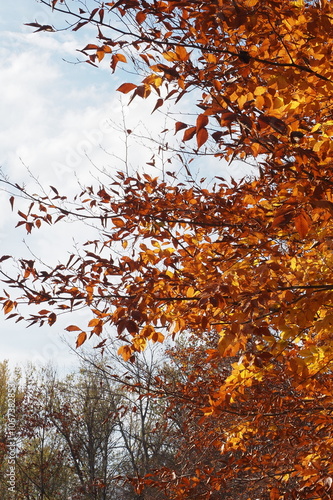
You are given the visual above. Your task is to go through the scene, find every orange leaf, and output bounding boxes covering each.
[88,318,101,327]
[117,83,137,94]
[3,300,14,315]
[112,217,125,227]
[135,84,151,99]
[111,53,127,71]
[65,325,81,332]
[136,11,146,24]
[116,53,127,63]
[96,49,105,62]
[102,44,112,53]
[76,331,87,348]
[118,345,132,361]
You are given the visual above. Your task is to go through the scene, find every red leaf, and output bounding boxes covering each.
[259,115,288,135]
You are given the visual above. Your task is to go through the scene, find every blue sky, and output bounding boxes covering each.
[0,0,253,373]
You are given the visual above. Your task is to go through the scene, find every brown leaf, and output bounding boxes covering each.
[295,211,311,238]
[183,126,196,142]
[259,114,288,135]
[175,122,188,134]
[152,98,164,114]
[196,114,209,131]
[65,325,81,332]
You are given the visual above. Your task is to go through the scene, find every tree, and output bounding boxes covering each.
[1,0,333,497]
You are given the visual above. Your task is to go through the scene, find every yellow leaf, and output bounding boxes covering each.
[237,94,247,109]
[255,95,265,110]
[254,86,266,96]
[116,53,127,63]
[243,0,259,5]
[133,336,147,351]
[290,257,297,271]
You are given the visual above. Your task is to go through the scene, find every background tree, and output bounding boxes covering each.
[2,347,175,499]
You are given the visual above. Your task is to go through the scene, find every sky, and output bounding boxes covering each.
[0,0,253,374]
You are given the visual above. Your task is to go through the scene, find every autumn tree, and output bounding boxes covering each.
[46,349,173,499]
[1,0,333,498]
